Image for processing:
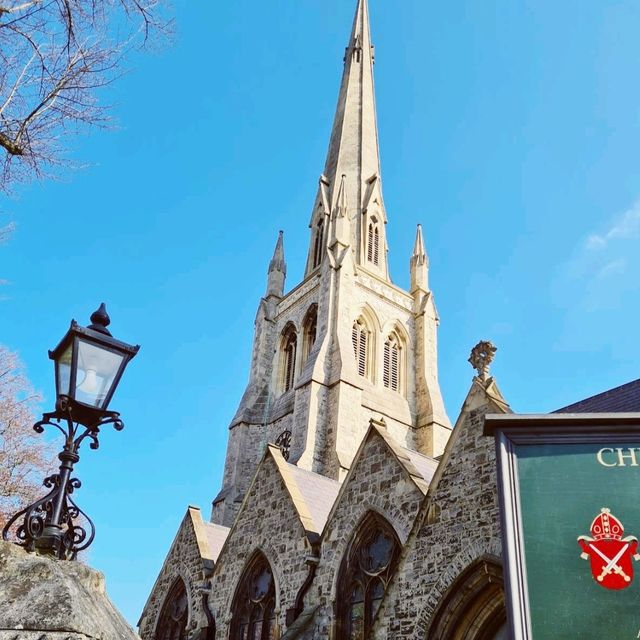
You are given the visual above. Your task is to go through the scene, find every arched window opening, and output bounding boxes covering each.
[367,218,380,266]
[426,557,506,640]
[337,514,401,640]
[383,334,401,392]
[280,326,297,393]
[313,218,325,269]
[231,553,277,640]
[351,319,369,379]
[302,305,318,364]
[156,577,189,640]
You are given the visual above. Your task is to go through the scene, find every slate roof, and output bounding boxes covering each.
[555,378,640,414]
[401,447,439,485]
[202,522,230,562]
[286,464,342,534]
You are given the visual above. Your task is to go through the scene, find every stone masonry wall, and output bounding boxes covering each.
[208,454,313,638]
[373,384,508,639]
[302,429,427,638]
[138,509,209,639]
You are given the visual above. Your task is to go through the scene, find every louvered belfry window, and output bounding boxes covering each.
[367,219,380,266]
[352,320,368,378]
[281,327,297,393]
[383,336,400,392]
[313,218,325,269]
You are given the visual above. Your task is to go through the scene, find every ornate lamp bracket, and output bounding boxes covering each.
[2,397,125,560]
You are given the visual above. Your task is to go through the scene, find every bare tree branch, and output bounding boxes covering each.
[0,0,170,191]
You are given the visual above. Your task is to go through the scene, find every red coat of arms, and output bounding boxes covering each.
[578,508,640,590]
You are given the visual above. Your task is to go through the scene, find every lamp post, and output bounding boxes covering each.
[2,304,139,560]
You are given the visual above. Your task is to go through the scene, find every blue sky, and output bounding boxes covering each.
[2,0,640,626]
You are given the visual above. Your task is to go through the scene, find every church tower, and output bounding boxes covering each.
[212,0,450,527]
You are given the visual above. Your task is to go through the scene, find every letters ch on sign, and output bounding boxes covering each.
[596,448,640,468]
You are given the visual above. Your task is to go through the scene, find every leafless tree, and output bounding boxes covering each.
[0,0,168,191]
[0,345,52,529]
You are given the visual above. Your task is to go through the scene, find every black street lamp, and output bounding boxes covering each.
[2,304,139,560]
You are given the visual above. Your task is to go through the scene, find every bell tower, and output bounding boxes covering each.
[212,0,450,528]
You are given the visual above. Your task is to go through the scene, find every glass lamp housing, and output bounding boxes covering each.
[49,311,139,423]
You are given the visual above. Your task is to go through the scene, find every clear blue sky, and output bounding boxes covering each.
[2,0,640,626]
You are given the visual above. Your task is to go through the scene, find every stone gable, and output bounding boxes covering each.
[373,378,510,639]
[299,425,432,638]
[208,450,318,638]
[138,507,214,639]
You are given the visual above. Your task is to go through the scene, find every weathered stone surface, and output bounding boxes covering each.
[138,507,222,640]
[0,541,138,640]
[304,425,433,638]
[373,377,511,638]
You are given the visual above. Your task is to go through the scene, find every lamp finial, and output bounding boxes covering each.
[88,303,112,336]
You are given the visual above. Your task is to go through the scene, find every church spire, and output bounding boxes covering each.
[323,0,380,197]
[266,230,286,298]
[304,0,390,280]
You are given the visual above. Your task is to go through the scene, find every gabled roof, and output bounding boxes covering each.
[555,378,640,414]
[320,422,440,537]
[202,521,230,563]
[286,464,342,534]
[401,447,439,487]
[139,506,230,626]
[372,424,439,494]
[268,445,342,535]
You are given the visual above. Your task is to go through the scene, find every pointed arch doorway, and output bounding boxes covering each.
[426,557,507,640]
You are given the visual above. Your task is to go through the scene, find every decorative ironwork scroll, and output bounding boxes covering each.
[2,396,124,560]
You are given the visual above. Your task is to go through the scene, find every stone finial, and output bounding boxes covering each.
[468,340,497,381]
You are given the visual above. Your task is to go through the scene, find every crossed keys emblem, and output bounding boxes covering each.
[578,508,640,590]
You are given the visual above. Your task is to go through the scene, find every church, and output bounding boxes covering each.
[137,1,636,638]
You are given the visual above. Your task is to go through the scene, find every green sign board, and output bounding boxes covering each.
[485,415,640,640]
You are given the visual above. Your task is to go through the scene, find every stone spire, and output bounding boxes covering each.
[323,0,380,194]
[266,231,286,298]
[410,224,429,294]
[306,0,390,279]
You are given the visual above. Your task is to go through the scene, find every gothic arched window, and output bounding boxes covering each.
[337,513,401,640]
[351,318,370,379]
[426,557,506,640]
[156,577,189,640]
[367,218,380,266]
[313,218,325,269]
[230,553,277,640]
[280,325,297,393]
[302,305,318,365]
[383,333,401,393]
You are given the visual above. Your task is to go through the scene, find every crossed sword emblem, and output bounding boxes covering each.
[588,542,631,583]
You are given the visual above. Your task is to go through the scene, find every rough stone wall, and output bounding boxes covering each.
[213,422,266,526]
[0,541,138,640]
[139,510,209,640]
[303,429,427,638]
[373,381,509,639]
[208,454,313,638]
